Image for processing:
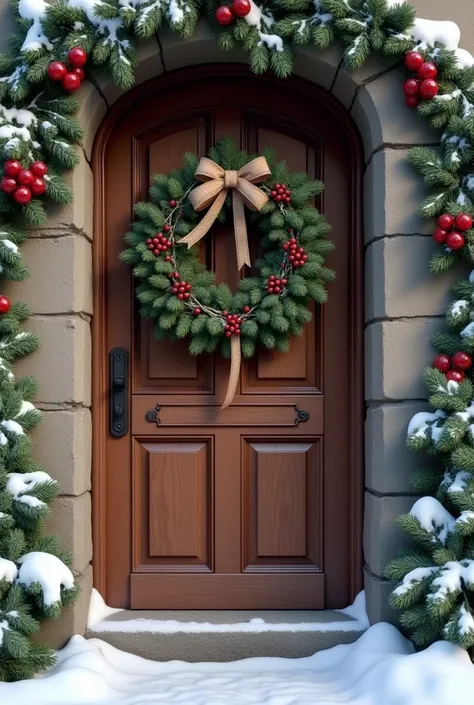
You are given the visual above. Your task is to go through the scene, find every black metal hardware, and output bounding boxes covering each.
[146,404,161,425]
[296,408,309,423]
[109,348,128,437]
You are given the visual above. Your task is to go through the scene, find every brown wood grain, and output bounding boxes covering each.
[92,65,364,609]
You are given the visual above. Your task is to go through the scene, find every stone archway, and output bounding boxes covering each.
[12,20,457,642]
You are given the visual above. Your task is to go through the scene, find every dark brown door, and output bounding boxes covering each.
[93,66,363,610]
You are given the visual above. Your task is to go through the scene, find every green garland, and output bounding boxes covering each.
[121,141,333,360]
[0,0,473,680]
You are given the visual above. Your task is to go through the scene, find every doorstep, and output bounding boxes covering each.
[86,609,367,661]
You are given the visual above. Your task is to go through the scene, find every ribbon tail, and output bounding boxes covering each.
[179,190,227,250]
[232,191,251,270]
[221,336,241,410]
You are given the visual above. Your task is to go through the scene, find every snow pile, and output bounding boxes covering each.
[87,589,123,629]
[1,623,474,705]
[17,552,74,606]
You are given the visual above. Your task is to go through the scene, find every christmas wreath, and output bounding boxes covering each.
[121,140,334,406]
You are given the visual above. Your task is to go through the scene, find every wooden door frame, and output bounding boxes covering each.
[91,64,364,605]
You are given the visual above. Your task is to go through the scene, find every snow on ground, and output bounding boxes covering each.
[1,623,474,705]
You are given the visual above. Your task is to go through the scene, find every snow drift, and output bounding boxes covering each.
[1,623,474,705]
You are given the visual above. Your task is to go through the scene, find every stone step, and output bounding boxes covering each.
[86,608,367,661]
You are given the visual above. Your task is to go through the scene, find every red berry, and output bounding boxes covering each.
[48,61,67,81]
[216,5,233,25]
[234,329,240,335]
[226,331,232,337]
[446,231,465,250]
[438,213,455,230]
[453,353,471,374]
[276,195,282,202]
[3,159,22,177]
[281,279,287,285]
[267,287,274,294]
[173,272,179,278]
[153,238,159,245]
[231,0,251,16]
[184,293,190,300]
[434,354,451,372]
[165,256,172,262]
[169,200,177,207]
[274,286,281,293]
[13,187,31,205]
[275,184,281,189]
[446,369,465,383]
[30,161,48,178]
[62,72,81,92]
[194,308,201,315]
[405,51,424,71]
[455,213,473,231]
[18,169,33,186]
[0,177,16,194]
[405,95,419,108]
[222,310,228,316]
[185,284,191,291]
[452,351,472,370]
[271,191,277,197]
[290,238,296,244]
[72,67,85,82]
[68,47,88,68]
[30,177,46,196]
[153,249,160,256]
[178,293,184,300]
[0,295,11,314]
[417,62,438,80]
[419,78,439,100]
[433,227,448,244]
[243,305,250,313]
[403,78,419,96]
[163,224,170,232]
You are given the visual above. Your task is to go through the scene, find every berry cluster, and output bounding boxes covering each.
[270,183,292,204]
[223,311,243,337]
[403,51,439,108]
[266,274,287,294]
[434,351,473,382]
[1,159,48,204]
[0,295,11,314]
[433,212,473,250]
[215,0,251,26]
[170,274,192,300]
[146,232,172,260]
[47,47,88,93]
[283,237,307,267]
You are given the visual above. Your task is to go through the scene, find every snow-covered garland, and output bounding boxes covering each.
[0,0,473,679]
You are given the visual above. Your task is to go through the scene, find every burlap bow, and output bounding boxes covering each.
[179,156,271,270]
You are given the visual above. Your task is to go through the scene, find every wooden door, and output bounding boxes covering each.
[93,66,363,610]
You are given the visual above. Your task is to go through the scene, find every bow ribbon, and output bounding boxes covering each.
[179,156,271,270]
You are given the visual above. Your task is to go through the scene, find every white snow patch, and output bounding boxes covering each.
[407,409,445,440]
[461,320,474,339]
[444,470,471,494]
[1,239,18,254]
[2,419,24,436]
[18,0,54,52]
[6,470,55,509]
[0,620,10,647]
[15,400,36,417]
[393,567,437,597]
[0,557,18,583]
[458,604,474,636]
[335,590,370,628]
[429,560,474,605]
[410,497,455,545]
[87,588,123,629]
[2,624,474,705]
[244,0,283,52]
[17,552,74,606]
[450,299,470,317]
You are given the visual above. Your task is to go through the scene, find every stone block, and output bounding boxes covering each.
[15,315,91,406]
[45,493,92,574]
[364,492,417,577]
[365,317,441,401]
[364,568,399,626]
[364,149,433,243]
[160,21,247,71]
[365,402,433,494]
[293,43,343,90]
[7,236,92,315]
[365,236,462,321]
[38,151,93,238]
[37,565,93,649]
[94,38,163,105]
[76,81,108,161]
[352,68,439,161]
[332,53,393,107]
[31,409,91,496]
[0,0,15,53]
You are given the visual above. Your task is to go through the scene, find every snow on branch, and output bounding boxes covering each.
[6,471,56,509]
[17,552,74,606]
[410,497,456,545]
[429,560,474,605]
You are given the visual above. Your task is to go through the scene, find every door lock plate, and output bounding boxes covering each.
[109,347,128,438]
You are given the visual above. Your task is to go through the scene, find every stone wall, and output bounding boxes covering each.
[0,0,472,642]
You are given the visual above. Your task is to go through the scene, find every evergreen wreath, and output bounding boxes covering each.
[120,141,334,395]
[0,0,474,681]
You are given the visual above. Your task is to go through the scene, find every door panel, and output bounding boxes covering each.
[95,67,363,609]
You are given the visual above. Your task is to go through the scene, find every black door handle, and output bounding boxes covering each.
[109,348,128,438]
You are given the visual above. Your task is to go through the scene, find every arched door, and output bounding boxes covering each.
[93,66,363,610]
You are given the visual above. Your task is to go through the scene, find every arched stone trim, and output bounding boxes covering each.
[11,21,458,641]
